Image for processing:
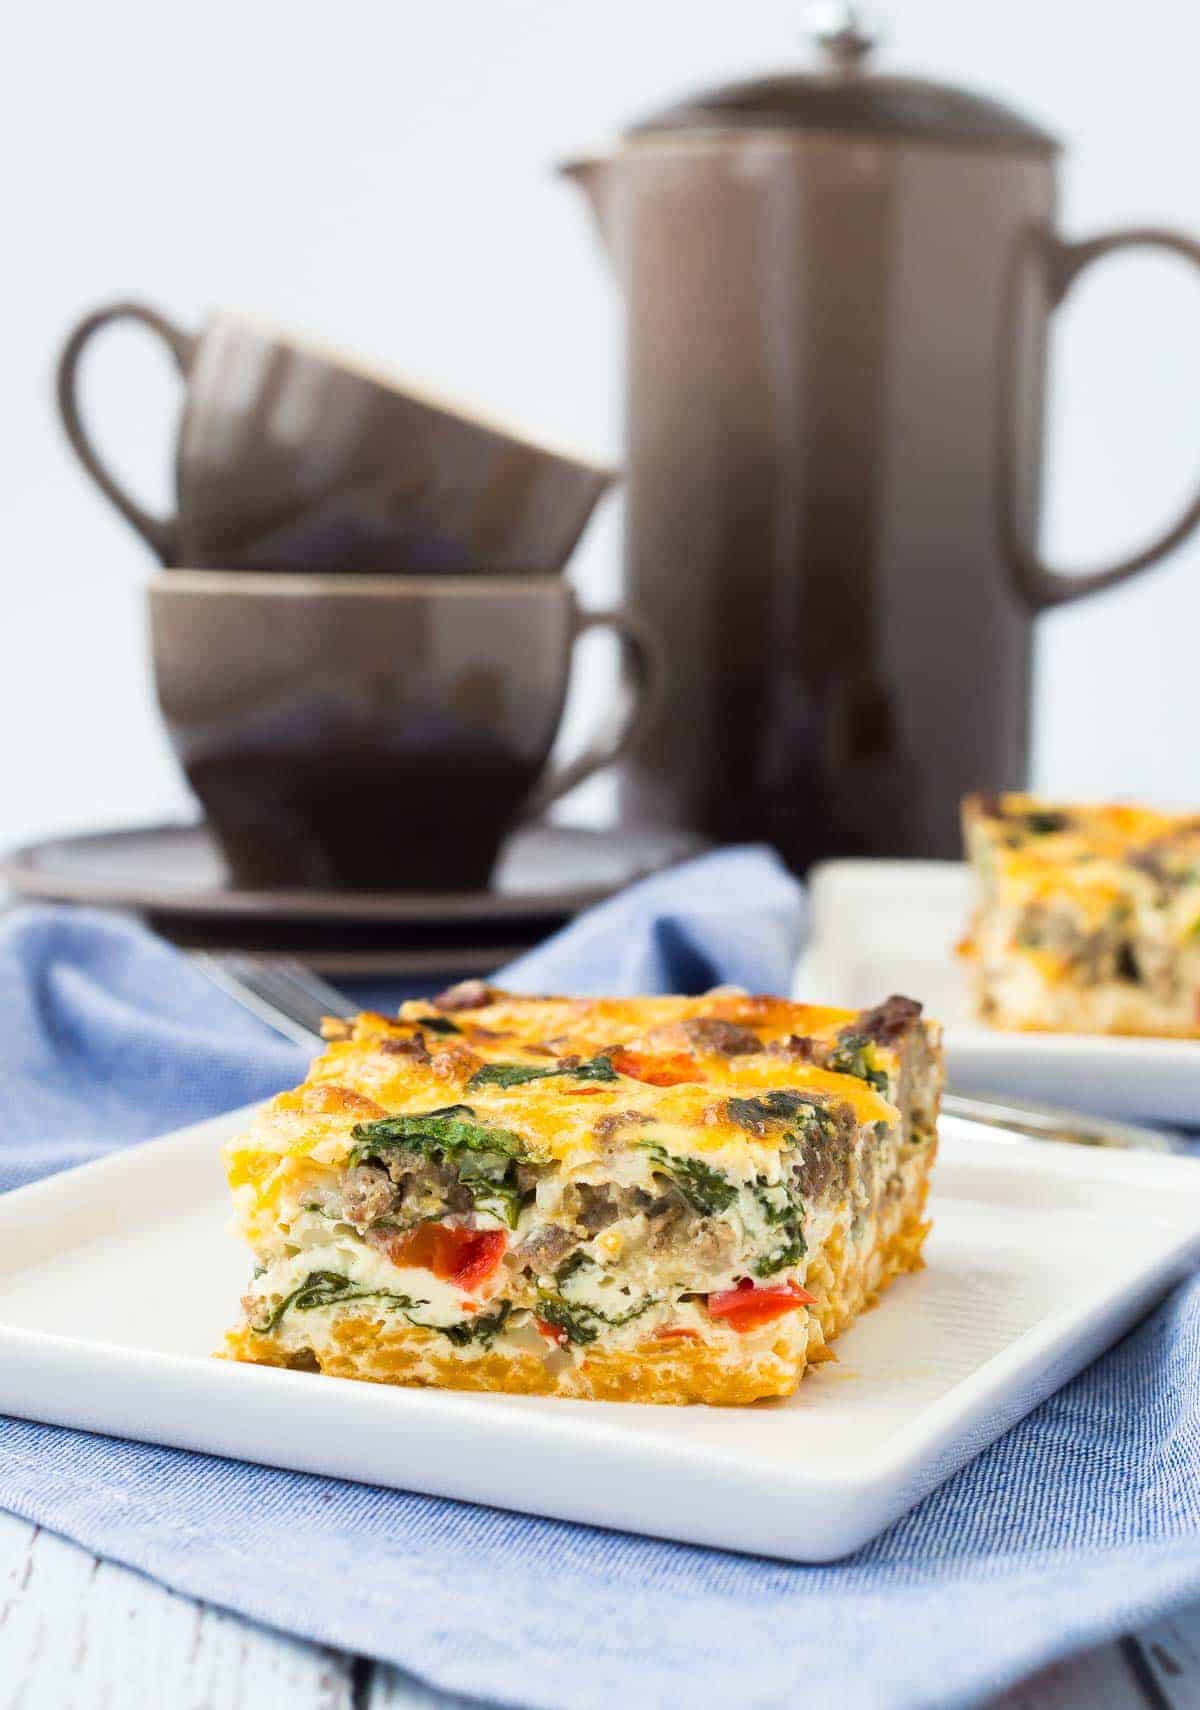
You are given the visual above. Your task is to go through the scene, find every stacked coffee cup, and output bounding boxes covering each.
[59,304,657,892]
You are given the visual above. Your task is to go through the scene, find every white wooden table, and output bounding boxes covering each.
[0,1507,1191,1710]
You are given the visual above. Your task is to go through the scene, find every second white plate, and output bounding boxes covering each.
[794,859,1200,1124]
[0,1102,1196,1562]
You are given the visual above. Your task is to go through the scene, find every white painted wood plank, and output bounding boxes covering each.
[987,1642,1149,1710]
[1134,1604,1200,1707]
[0,1499,1187,1710]
[0,1510,356,1710]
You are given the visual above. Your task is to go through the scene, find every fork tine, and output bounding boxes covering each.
[264,958,355,1018]
[192,952,347,1048]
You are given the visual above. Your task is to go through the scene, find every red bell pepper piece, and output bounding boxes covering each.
[609,1047,702,1087]
[383,1223,507,1294]
[706,1277,816,1333]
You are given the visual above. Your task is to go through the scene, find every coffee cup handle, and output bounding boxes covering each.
[521,605,664,820]
[56,300,198,564]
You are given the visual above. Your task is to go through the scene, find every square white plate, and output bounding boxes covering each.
[794,859,1200,1124]
[0,1104,1198,1561]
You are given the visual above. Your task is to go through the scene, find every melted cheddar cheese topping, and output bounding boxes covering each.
[225,990,901,1233]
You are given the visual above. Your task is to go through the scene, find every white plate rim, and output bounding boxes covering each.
[794,857,1200,1122]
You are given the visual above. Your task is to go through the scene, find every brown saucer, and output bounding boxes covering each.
[150,911,538,980]
[1,820,706,927]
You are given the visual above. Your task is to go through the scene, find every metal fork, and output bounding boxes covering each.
[193,951,1178,1152]
[192,952,348,1049]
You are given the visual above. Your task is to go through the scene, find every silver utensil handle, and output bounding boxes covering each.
[942,1090,1176,1153]
[192,953,349,1048]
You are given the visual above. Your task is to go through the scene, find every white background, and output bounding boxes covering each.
[2,0,1198,856]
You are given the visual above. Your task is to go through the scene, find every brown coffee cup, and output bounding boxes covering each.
[148,571,661,892]
[59,303,615,576]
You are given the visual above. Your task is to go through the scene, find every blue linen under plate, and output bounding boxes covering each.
[2,845,1200,1710]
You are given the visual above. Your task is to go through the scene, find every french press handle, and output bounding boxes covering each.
[1002,226,1200,611]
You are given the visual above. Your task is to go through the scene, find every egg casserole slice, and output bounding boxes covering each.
[222,984,942,1406]
[962,793,1200,1037]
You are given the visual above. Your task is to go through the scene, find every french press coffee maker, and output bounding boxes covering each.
[564,8,1200,864]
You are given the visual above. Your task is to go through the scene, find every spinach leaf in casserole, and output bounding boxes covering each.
[723,1090,835,1141]
[1024,809,1071,836]
[534,1294,600,1345]
[251,1270,425,1334]
[349,1106,528,1162]
[554,1251,590,1285]
[751,1178,807,1278]
[637,1142,738,1216]
[536,1287,659,1345]
[467,1053,618,1090]
[535,1255,662,1344]
[826,1034,890,1094]
[718,1093,813,1275]
[637,1130,807,1276]
[252,1270,513,1348]
[434,1302,512,1348]
[349,1106,534,1228]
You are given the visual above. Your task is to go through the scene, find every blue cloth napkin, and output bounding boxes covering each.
[2,844,1199,1710]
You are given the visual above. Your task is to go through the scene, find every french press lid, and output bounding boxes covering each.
[629,3,1059,157]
